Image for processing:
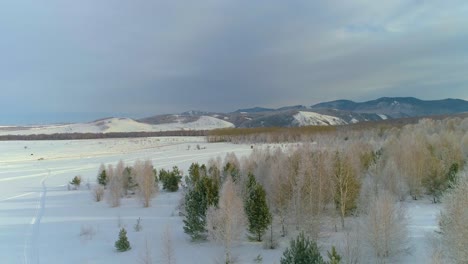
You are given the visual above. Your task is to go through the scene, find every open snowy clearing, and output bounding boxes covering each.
[0,137,441,263]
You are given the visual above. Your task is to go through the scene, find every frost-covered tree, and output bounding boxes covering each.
[161,225,176,264]
[333,151,360,229]
[135,160,156,207]
[439,171,468,263]
[206,177,245,263]
[223,162,240,182]
[363,190,408,261]
[107,165,123,207]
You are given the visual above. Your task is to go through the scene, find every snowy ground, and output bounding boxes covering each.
[0,137,442,263]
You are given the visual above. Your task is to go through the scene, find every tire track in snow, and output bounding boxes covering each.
[24,171,48,264]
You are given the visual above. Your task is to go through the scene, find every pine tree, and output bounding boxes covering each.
[447,163,459,187]
[69,175,81,189]
[187,163,201,186]
[183,176,219,240]
[326,246,341,264]
[223,162,240,182]
[280,232,324,264]
[115,228,131,252]
[160,167,182,192]
[123,166,137,194]
[245,174,271,241]
[97,164,108,186]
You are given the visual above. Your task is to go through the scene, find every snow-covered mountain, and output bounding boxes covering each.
[0,116,234,136]
[2,97,467,135]
[311,97,468,118]
[293,111,347,126]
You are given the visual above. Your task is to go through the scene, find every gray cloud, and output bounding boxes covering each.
[1,0,467,124]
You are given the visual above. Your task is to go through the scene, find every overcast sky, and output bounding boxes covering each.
[1,0,467,124]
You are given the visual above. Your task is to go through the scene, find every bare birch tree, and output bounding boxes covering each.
[161,225,176,264]
[333,151,360,229]
[206,177,245,263]
[439,171,468,263]
[139,238,153,264]
[135,160,156,207]
[362,190,408,262]
[106,164,123,207]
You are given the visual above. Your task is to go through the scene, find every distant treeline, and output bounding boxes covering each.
[207,113,468,143]
[0,130,208,141]
[207,126,337,143]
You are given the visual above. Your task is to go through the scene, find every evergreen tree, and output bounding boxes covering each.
[200,164,208,178]
[123,166,137,192]
[69,175,81,189]
[97,164,107,186]
[326,246,341,264]
[245,174,271,241]
[208,164,221,187]
[115,228,131,252]
[280,232,324,264]
[183,176,219,240]
[223,162,240,182]
[246,172,257,191]
[160,167,182,192]
[447,163,459,187]
[187,163,201,186]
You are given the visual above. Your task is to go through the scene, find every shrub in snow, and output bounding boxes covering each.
[79,225,96,241]
[115,228,131,252]
[134,217,142,232]
[253,254,263,263]
[92,185,105,202]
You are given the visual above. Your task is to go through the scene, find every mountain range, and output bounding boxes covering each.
[1,97,467,135]
[141,97,468,128]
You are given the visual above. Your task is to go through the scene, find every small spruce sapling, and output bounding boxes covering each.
[69,175,82,190]
[97,167,108,186]
[327,246,341,264]
[115,228,131,252]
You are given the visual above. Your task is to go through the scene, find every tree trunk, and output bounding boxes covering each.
[340,214,345,229]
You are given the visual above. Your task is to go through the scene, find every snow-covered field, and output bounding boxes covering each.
[0,137,270,264]
[0,116,234,136]
[0,137,442,263]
